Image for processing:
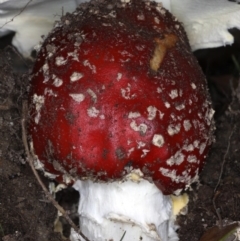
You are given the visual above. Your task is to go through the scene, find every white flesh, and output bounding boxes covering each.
[70,173,179,241]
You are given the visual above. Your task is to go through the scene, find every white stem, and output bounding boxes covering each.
[71,172,179,241]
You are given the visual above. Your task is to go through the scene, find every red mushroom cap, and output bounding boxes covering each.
[28,0,215,195]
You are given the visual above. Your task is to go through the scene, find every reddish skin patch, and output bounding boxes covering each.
[29,0,214,195]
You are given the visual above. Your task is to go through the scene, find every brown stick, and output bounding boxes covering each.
[0,0,33,29]
[21,100,90,241]
[213,126,235,229]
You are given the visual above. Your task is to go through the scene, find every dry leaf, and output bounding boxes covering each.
[199,223,239,241]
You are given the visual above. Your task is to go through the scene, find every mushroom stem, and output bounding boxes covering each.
[71,171,178,241]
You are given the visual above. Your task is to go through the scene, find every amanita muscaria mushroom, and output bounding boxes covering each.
[28,0,215,240]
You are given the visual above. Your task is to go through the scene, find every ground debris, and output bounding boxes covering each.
[0,50,62,241]
[177,43,240,241]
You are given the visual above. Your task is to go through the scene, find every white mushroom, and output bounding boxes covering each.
[0,0,240,55]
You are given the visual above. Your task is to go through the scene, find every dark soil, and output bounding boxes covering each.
[0,28,240,241]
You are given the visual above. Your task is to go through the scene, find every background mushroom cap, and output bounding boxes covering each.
[29,0,214,195]
[1,0,240,55]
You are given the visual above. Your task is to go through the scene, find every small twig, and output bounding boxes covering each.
[212,191,222,228]
[214,127,235,193]
[119,231,126,241]
[0,0,33,29]
[213,126,235,228]
[21,100,90,241]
